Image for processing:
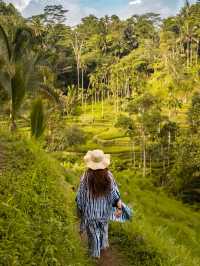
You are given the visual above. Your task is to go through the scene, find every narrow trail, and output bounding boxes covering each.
[80,230,125,266]
[96,246,124,266]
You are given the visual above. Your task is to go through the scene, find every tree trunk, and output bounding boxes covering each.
[187,40,190,68]
[84,93,87,117]
[10,111,16,132]
[161,144,166,175]
[92,94,94,123]
[9,97,17,132]
[76,57,80,98]
[116,73,119,113]
[168,130,171,168]
[143,132,146,177]
[81,68,84,107]
[150,154,152,175]
[131,140,136,168]
[101,88,104,118]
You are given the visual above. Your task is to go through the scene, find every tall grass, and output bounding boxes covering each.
[110,170,200,266]
[0,132,92,266]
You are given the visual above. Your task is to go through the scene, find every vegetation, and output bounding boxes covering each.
[110,170,200,266]
[0,0,200,265]
[0,132,92,265]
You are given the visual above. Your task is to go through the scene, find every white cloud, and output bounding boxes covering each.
[4,0,87,25]
[119,0,179,19]
[4,0,198,26]
[20,0,98,26]
[129,0,142,5]
[5,0,31,11]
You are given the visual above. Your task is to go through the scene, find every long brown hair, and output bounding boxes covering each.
[85,168,111,198]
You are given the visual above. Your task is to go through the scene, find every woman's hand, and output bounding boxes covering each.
[115,207,122,218]
[115,199,122,218]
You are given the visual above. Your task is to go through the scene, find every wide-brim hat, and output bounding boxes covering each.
[84,150,110,170]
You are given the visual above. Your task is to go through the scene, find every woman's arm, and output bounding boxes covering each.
[109,171,123,218]
[76,180,85,213]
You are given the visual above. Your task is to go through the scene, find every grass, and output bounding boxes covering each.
[0,131,93,266]
[51,145,200,266]
[109,170,200,266]
[1,100,199,266]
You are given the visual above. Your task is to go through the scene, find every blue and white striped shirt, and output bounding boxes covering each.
[76,171,120,225]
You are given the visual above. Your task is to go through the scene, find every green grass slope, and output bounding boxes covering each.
[53,150,200,266]
[0,132,92,266]
[110,170,200,266]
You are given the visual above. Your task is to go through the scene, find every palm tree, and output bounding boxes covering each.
[177,1,200,67]
[0,25,59,131]
[0,25,34,130]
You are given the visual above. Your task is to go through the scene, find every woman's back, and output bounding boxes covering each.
[77,170,120,222]
[76,150,122,259]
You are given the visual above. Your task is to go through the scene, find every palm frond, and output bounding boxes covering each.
[13,27,33,61]
[11,63,26,117]
[23,54,43,92]
[0,25,11,60]
[0,71,11,96]
[39,84,61,106]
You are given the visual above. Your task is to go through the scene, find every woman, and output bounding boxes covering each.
[76,149,122,259]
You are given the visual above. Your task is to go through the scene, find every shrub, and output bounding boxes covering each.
[64,125,86,147]
[30,98,45,139]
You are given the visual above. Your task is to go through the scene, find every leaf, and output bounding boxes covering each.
[11,63,26,117]
[0,70,11,96]
[0,25,11,60]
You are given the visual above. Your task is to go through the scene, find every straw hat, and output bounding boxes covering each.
[84,150,110,170]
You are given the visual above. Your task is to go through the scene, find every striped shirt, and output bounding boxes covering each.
[76,171,120,224]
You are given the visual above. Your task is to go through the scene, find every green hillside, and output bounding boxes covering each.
[0,131,92,266]
[55,114,200,266]
[1,131,200,266]
[110,171,200,266]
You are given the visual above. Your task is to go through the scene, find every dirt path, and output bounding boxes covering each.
[96,246,124,266]
[80,230,125,266]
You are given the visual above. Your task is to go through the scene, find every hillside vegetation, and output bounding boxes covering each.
[58,118,200,266]
[0,131,92,266]
[1,131,200,266]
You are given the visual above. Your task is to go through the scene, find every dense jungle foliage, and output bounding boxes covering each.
[0,0,200,265]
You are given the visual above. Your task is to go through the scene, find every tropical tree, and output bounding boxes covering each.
[115,114,137,167]
[0,25,36,130]
[0,24,61,130]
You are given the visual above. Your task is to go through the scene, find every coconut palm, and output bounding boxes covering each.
[0,25,35,130]
[0,24,60,131]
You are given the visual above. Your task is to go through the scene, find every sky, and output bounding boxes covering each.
[4,0,197,25]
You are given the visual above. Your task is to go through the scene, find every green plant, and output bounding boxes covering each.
[30,98,45,139]
[64,125,87,147]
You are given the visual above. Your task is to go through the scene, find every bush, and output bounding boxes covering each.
[30,98,45,139]
[45,124,87,151]
[169,134,200,205]
[64,125,87,147]
[115,114,134,130]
